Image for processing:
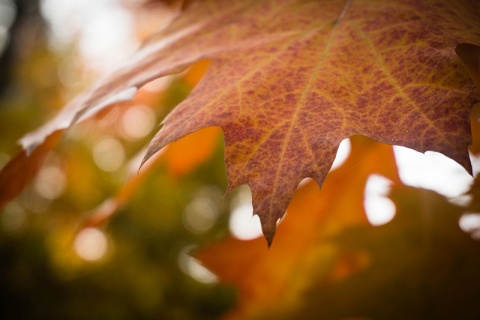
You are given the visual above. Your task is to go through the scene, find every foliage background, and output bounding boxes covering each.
[0,1,235,319]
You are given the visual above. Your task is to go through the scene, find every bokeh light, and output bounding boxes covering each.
[364,174,396,226]
[40,0,137,73]
[459,213,480,240]
[182,185,223,234]
[183,197,219,234]
[92,137,125,172]
[2,202,26,233]
[330,138,351,171]
[0,0,15,55]
[229,185,263,240]
[394,146,473,205]
[74,227,109,261]
[178,246,218,284]
[34,165,66,200]
[119,104,156,140]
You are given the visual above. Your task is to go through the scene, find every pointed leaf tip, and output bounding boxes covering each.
[264,231,275,248]
[139,143,161,170]
[260,217,277,248]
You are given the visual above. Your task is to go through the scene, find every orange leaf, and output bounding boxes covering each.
[18,0,480,243]
[163,126,222,177]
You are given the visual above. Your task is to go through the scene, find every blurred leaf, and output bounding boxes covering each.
[294,186,480,320]
[0,58,210,211]
[0,130,62,208]
[163,126,222,178]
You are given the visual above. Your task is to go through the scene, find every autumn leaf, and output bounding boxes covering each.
[196,137,400,319]
[10,0,480,244]
[144,0,480,244]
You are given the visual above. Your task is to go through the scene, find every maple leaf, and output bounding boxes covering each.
[10,0,480,244]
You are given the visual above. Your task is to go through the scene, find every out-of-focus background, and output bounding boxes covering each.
[0,1,237,318]
[1,1,480,319]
